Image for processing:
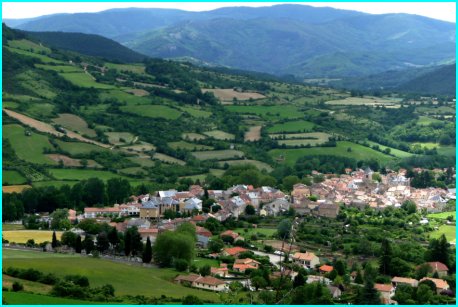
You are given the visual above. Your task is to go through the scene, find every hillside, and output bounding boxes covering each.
[397,64,456,96]
[2,25,455,194]
[24,31,148,63]
[9,5,455,78]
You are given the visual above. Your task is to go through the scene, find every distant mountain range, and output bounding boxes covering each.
[6,4,455,80]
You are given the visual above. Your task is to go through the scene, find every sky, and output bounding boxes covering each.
[2,2,456,23]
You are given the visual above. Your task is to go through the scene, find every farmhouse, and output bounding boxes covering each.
[419,277,450,294]
[233,258,260,273]
[374,283,395,304]
[174,274,226,292]
[319,264,334,274]
[292,252,320,269]
[422,262,449,277]
[84,207,120,219]
[391,276,418,288]
[222,247,248,257]
[211,265,229,277]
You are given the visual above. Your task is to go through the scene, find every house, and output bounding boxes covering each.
[291,183,311,204]
[83,207,121,219]
[374,283,395,304]
[270,270,298,281]
[425,262,449,277]
[68,209,77,223]
[140,197,179,219]
[138,228,159,243]
[419,277,450,294]
[175,274,227,292]
[262,198,290,216]
[222,247,248,257]
[220,230,242,241]
[233,258,260,273]
[327,285,342,299]
[184,197,203,212]
[196,226,212,248]
[315,203,340,218]
[319,265,334,274]
[392,277,418,288]
[292,252,320,269]
[306,275,331,285]
[211,265,229,278]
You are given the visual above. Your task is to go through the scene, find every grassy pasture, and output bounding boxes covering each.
[120,104,182,119]
[16,70,56,99]
[8,39,51,54]
[2,249,219,301]
[233,227,277,238]
[55,140,107,155]
[153,153,186,165]
[203,130,235,140]
[2,292,103,305]
[366,141,413,158]
[226,104,300,120]
[45,154,101,168]
[3,101,19,109]
[48,169,125,181]
[427,211,456,220]
[35,64,83,73]
[192,150,244,160]
[218,159,273,172]
[3,170,27,185]
[182,132,207,141]
[100,89,150,105]
[437,146,456,157]
[128,156,156,167]
[32,181,79,188]
[2,224,25,231]
[168,141,213,151]
[3,124,56,165]
[26,103,55,118]
[244,126,262,142]
[105,62,146,74]
[105,132,136,145]
[417,116,443,126]
[3,230,63,243]
[180,106,212,118]
[123,142,156,152]
[267,120,315,133]
[269,141,392,166]
[59,72,115,89]
[270,132,330,140]
[2,185,32,193]
[202,88,265,101]
[52,113,96,137]
[6,46,64,64]
[325,96,401,106]
[429,225,456,243]
[119,167,148,176]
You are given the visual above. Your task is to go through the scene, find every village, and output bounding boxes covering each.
[6,167,453,304]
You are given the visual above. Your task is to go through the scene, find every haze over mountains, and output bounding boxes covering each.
[6,4,455,82]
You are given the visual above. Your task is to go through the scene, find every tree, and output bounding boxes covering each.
[107,227,119,248]
[293,272,305,288]
[334,259,346,276]
[251,276,268,290]
[96,232,110,252]
[208,238,224,253]
[379,238,392,275]
[51,231,58,248]
[199,265,211,276]
[182,295,203,305]
[61,231,77,248]
[356,279,381,305]
[83,235,94,254]
[427,234,451,267]
[282,175,301,191]
[75,235,82,253]
[153,231,195,267]
[416,284,434,304]
[355,269,364,284]
[277,219,292,240]
[401,200,417,214]
[142,237,152,263]
[245,205,255,215]
[415,263,432,280]
[106,178,131,205]
[176,222,196,241]
[50,209,70,230]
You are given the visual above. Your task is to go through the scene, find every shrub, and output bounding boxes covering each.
[18,268,42,282]
[39,273,59,285]
[12,282,23,292]
[174,259,189,272]
[64,275,90,287]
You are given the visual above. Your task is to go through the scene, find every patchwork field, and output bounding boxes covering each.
[105,62,146,74]
[36,64,82,73]
[3,230,63,243]
[180,106,212,118]
[45,154,101,168]
[269,141,393,166]
[267,120,315,133]
[153,153,186,165]
[48,169,126,181]
[125,88,149,96]
[218,159,273,172]
[120,104,182,119]
[366,141,413,158]
[191,150,245,160]
[2,292,102,305]
[106,132,136,145]
[429,225,456,243]
[55,140,108,155]
[2,185,32,193]
[226,105,300,120]
[52,113,97,137]
[202,88,265,102]
[8,39,51,54]
[123,142,156,152]
[244,126,262,142]
[168,141,213,151]
[427,211,456,220]
[59,72,115,89]
[5,46,65,64]
[203,130,235,140]
[2,249,219,301]
[325,96,401,106]
[3,170,27,185]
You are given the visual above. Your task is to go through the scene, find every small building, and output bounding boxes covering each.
[374,283,395,304]
[175,274,226,292]
[425,262,449,277]
[211,266,229,278]
[306,275,331,285]
[292,252,320,270]
[233,258,260,273]
[138,228,159,243]
[327,285,342,299]
[83,207,120,219]
[392,276,418,288]
[419,277,450,294]
[222,247,248,257]
[319,264,334,274]
[184,197,203,212]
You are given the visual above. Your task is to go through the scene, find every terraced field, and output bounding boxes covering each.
[120,104,182,119]
[192,150,244,160]
[168,141,213,151]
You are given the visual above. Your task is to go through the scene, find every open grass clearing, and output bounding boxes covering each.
[2,291,104,305]
[3,230,63,244]
[168,141,213,151]
[3,170,28,185]
[8,39,51,54]
[2,224,26,231]
[32,181,79,188]
[218,159,273,172]
[366,141,413,158]
[125,88,149,96]
[120,104,182,120]
[437,146,456,157]
[269,141,393,166]
[192,150,244,161]
[153,153,186,165]
[6,46,65,64]
[244,126,262,142]
[128,156,156,167]
[182,132,207,141]
[52,113,97,137]
[3,124,56,165]
[119,167,148,176]
[105,62,146,74]
[45,154,101,168]
[59,72,115,89]
[16,70,56,99]
[270,132,330,140]
[123,142,156,152]
[325,96,401,106]
[203,130,235,140]
[48,169,126,181]
[427,211,456,220]
[55,140,108,155]
[99,89,150,105]
[226,104,301,120]
[35,64,83,73]
[2,185,32,193]
[2,249,219,301]
[267,120,315,133]
[25,103,55,118]
[233,227,277,238]
[202,88,265,101]
[429,225,456,243]
[180,106,212,118]
[417,116,443,126]
[105,132,136,145]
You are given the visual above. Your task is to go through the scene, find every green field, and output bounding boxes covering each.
[3,170,27,185]
[59,72,115,89]
[180,106,212,118]
[427,211,456,220]
[269,141,393,166]
[417,116,443,126]
[3,124,56,165]
[106,132,136,145]
[36,64,83,73]
[218,159,273,172]
[267,120,315,133]
[48,169,125,181]
[8,39,51,54]
[99,89,150,105]
[120,104,182,119]
[437,146,456,157]
[192,257,220,268]
[2,224,25,231]
[128,156,157,167]
[153,153,186,165]
[366,141,413,158]
[168,141,213,151]
[192,150,245,161]
[105,62,146,74]
[56,140,107,155]
[429,225,456,243]
[25,103,56,118]
[325,96,401,106]
[119,167,148,176]
[203,130,235,140]
[182,132,207,141]
[233,227,277,238]
[6,46,64,64]
[226,105,300,120]
[2,292,104,305]
[32,180,79,188]
[123,142,156,152]
[2,249,219,301]
[53,113,97,137]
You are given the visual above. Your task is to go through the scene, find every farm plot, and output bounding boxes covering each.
[125,88,149,96]
[25,103,55,118]
[3,292,102,305]
[192,150,244,161]
[55,140,108,155]
[123,142,156,152]
[6,46,65,64]
[429,225,456,243]
[35,64,82,73]
[59,72,115,89]
[52,113,97,137]
[203,130,235,140]
[182,133,207,141]
[218,159,273,172]
[2,170,27,185]
[180,106,212,118]
[128,156,156,167]
[366,141,412,158]
[99,90,150,105]
[120,104,182,120]
[244,126,262,142]
[202,88,265,102]
[46,154,101,168]
[2,185,32,193]
[267,120,315,133]
[119,167,148,176]
[325,96,401,106]
[3,230,62,244]
[105,132,136,145]
[16,70,56,99]
[168,141,213,151]
[153,153,186,165]
[226,105,301,120]
[49,169,126,181]
[270,132,331,147]
[417,116,443,126]
[105,62,146,74]
[3,124,56,165]
[8,39,51,54]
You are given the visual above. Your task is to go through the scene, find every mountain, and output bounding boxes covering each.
[24,30,148,63]
[397,64,456,95]
[9,5,456,78]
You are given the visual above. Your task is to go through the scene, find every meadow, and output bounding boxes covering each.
[182,132,207,141]
[218,159,273,172]
[429,225,456,243]
[120,104,182,120]
[202,88,265,101]
[191,150,245,161]
[180,106,212,118]
[2,249,219,301]
[267,120,315,133]
[59,72,115,89]
[3,230,63,243]
[168,141,213,151]
[3,170,27,185]
[153,153,186,165]
[2,292,103,305]
[2,185,32,193]
[56,140,108,155]
[366,141,413,158]
[427,211,456,220]
[52,113,97,137]
[105,132,136,145]
[226,105,300,120]
[48,169,125,181]
[203,130,235,140]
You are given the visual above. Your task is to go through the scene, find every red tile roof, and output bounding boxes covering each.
[427,262,449,272]
[319,265,334,273]
[223,247,247,256]
[374,283,393,292]
[420,277,450,289]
